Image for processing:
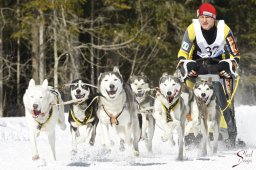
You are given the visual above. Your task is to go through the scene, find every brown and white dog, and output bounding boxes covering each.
[23,79,66,161]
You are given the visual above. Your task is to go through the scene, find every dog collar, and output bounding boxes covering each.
[35,107,53,130]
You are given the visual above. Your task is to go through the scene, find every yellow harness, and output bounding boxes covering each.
[161,98,179,123]
[69,107,93,126]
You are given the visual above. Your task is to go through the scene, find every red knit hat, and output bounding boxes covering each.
[197,3,216,19]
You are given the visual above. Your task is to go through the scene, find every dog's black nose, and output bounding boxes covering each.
[201,93,206,97]
[33,104,38,109]
[109,84,115,89]
[76,89,81,94]
[167,91,172,96]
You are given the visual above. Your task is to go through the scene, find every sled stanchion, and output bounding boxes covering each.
[221,75,240,112]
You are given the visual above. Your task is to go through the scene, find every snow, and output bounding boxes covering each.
[0,105,255,170]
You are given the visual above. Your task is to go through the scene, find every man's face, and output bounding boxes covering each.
[198,15,215,30]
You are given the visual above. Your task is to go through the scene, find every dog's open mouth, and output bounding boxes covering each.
[75,94,85,99]
[32,110,41,118]
[167,96,174,103]
[136,91,145,97]
[106,89,117,97]
[199,96,209,103]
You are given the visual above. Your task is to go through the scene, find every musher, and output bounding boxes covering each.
[176,2,245,148]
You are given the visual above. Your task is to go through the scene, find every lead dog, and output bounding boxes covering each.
[185,78,221,156]
[68,79,99,154]
[129,73,155,152]
[153,73,190,160]
[23,79,66,160]
[97,67,141,156]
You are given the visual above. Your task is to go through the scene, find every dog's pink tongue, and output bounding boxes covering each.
[33,110,41,116]
[168,96,174,103]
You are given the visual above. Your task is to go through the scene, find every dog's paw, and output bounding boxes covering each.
[133,150,140,157]
[119,145,125,152]
[161,136,168,142]
[59,123,66,130]
[170,139,176,146]
[71,149,77,156]
[89,139,95,146]
[32,154,40,161]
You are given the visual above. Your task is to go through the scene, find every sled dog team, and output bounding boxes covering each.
[23,67,222,161]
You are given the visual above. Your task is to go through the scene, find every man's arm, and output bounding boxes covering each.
[177,24,196,61]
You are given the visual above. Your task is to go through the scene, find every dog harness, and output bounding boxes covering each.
[102,105,125,125]
[35,107,53,130]
[69,106,93,126]
[161,98,179,123]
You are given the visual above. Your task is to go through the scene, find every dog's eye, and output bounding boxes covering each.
[164,84,167,86]
[198,88,201,90]
[172,83,176,86]
[114,79,118,81]
[40,96,43,99]
[206,88,210,90]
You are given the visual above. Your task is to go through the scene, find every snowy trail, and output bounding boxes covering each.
[0,105,255,170]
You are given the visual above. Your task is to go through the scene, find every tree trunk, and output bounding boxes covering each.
[39,10,45,83]
[90,0,95,87]
[31,23,39,83]
[16,0,21,115]
[0,27,3,117]
[53,26,58,87]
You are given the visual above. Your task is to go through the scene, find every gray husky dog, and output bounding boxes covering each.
[185,78,221,157]
[129,73,155,152]
[97,67,141,156]
[153,73,190,160]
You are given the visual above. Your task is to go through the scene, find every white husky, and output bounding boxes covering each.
[23,79,66,160]
[97,67,141,156]
[185,78,221,156]
[153,73,190,160]
[129,73,155,152]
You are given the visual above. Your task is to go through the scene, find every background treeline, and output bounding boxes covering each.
[0,0,255,117]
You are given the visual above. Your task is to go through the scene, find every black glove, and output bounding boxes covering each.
[186,62,198,77]
[218,61,231,78]
[187,62,199,73]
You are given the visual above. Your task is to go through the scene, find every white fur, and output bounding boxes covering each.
[153,73,190,160]
[185,80,221,157]
[97,69,141,156]
[69,80,98,153]
[130,75,155,152]
[23,79,66,160]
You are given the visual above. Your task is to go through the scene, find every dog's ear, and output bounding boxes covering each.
[113,66,120,74]
[162,72,168,77]
[98,73,103,83]
[28,79,35,89]
[208,77,212,83]
[129,75,135,83]
[42,79,48,89]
